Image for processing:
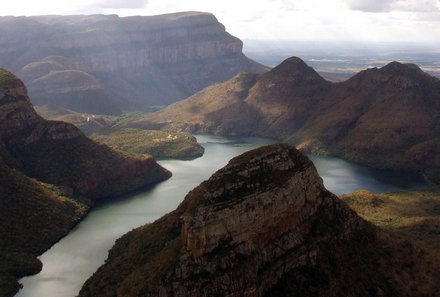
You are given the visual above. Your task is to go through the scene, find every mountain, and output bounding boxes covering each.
[0,12,268,113]
[79,144,440,297]
[0,69,171,199]
[137,58,440,183]
[0,157,88,297]
[0,69,170,296]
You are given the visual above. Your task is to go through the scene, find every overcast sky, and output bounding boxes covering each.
[2,0,440,42]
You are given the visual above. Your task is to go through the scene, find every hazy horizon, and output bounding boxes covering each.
[2,0,440,43]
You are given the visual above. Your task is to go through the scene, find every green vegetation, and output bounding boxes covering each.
[80,212,182,297]
[0,70,172,296]
[12,128,171,200]
[0,159,89,297]
[341,188,440,255]
[90,128,204,160]
[110,112,148,128]
[35,105,116,135]
[35,106,204,160]
[0,69,18,91]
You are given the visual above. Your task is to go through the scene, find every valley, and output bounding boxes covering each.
[1,6,439,297]
[139,57,440,185]
[16,135,433,297]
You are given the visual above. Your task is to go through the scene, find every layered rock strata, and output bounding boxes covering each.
[80,144,439,297]
[0,12,267,113]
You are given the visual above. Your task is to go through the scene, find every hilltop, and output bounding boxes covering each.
[138,58,440,183]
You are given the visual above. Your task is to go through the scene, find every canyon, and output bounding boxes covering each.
[79,144,440,297]
[0,12,267,114]
[0,69,170,296]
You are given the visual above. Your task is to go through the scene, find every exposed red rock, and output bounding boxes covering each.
[79,144,440,297]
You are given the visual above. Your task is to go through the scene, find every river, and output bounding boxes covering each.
[16,135,426,297]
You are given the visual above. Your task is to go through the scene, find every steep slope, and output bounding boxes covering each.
[0,157,88,297]
[0,69,172,296]
[0,12,268,113]
[0,69,171,199]
[140,58,440,183]
[137,72,261,134]
[80,144,439,297]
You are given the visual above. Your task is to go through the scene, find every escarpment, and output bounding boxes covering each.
[0,12,267,113]
[0,69,171,296]
[0,69,171,199]
[80,144,440,297]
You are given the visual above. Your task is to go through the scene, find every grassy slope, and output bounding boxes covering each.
[90,128,204,159]
[36,107,205,160]
[0,160,89,297]
[341,188,440,255]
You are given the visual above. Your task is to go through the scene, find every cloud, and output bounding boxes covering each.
[346,0,394,12]
[94,0,149,9]
[395,0,440,12]
[346,0,440,12]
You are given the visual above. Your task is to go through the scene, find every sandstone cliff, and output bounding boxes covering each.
[0,68,171,199]
[138,57,440,184]
[0,69,171,296]
[0,12,267,113]
[79,144,440,297]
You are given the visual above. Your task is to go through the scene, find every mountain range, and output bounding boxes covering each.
[136,57,440,183]
[0,12,267,114]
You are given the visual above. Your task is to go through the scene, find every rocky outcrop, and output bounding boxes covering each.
[0,69,172,296]
[0,68,171,199]
[0,12,267,113]
[79,144,440,297]
[139,58,440,183]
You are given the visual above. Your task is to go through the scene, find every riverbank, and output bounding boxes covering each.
[15,135,434,297]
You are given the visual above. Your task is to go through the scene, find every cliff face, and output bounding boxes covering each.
[0,12,267,113]
[79,144,440,297]
[0,68,171,199]
[0,69,171,296]
[139,58,440,183]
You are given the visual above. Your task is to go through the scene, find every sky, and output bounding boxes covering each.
[1,0,440,42]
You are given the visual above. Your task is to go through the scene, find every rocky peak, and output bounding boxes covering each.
[180,144,332,259]
[347,61,437,90]
[0,69,41,138]
[0,68,27,97]
[79,144,368,297]
[263,56,326,84]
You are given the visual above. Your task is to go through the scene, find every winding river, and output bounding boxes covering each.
[16,135,426,297]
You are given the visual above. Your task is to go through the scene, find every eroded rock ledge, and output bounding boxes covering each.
[79,144,439,297]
